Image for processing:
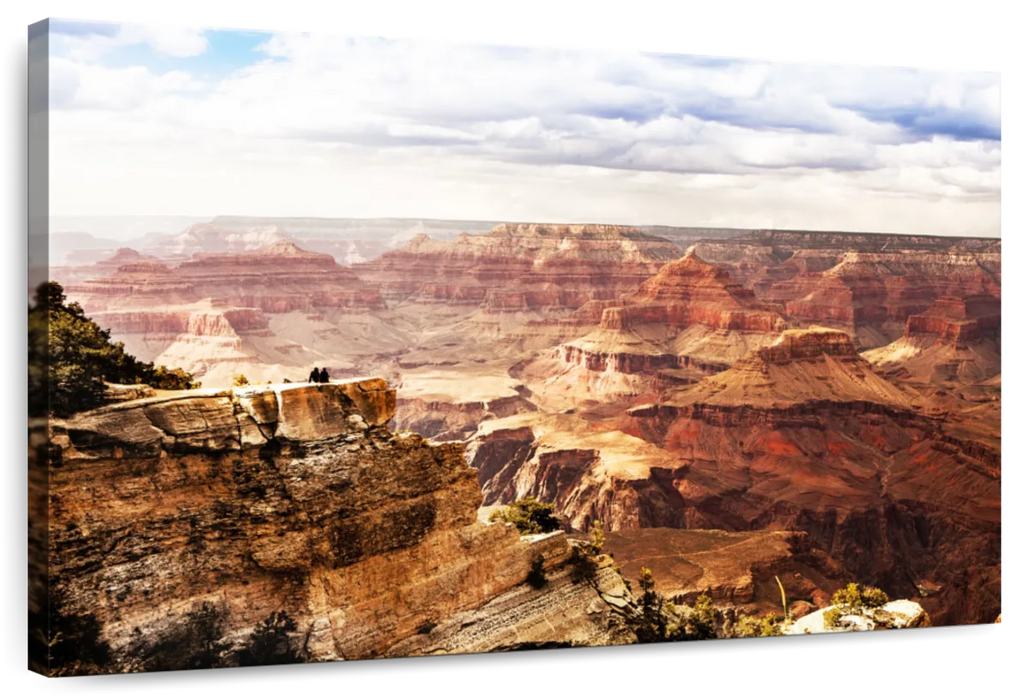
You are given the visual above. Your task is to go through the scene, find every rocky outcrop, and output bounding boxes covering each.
[148,223,291,259]
[43,380,633,672]
[394,393,537,442]
[60,241,389,385]
[102,382,157,404]
[787,600,931,634]
[51,247,162,286]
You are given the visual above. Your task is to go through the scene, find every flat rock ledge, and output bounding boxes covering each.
[51,378,397,457]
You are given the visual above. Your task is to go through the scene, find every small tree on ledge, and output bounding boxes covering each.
[489,497,562,535]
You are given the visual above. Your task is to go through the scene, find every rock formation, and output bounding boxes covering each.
[864,295,1001,385]
[787,600,931,634]
[43,380,635,671]
[51,247,161,286]
[70,240,384,315]
[61,241,389,385]
[148,223,292,260]
[767,250,1001,348]
[526,251,787,405]
[352,223,681,308]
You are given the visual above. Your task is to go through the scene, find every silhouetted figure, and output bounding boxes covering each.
[319,368,330,383]
[308,367,320,383]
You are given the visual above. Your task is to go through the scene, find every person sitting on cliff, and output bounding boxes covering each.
[308,367,320,383]
[319,367,330,383]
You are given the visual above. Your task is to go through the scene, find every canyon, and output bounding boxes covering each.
[49,220,1001,637]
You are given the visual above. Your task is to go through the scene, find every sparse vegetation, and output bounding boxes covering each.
[238,611,304,667]
[489,497,562,535]
[733,612,785,638]
[628,567,717,643]
[526,551,548,589]
[232,373,250,387]
[831,582,889,611]
[29,281,199,417]
[822,582,890,629]
[822,606,844,629]
[685,594,718,641]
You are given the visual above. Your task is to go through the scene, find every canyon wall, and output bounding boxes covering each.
[43,380,633,671]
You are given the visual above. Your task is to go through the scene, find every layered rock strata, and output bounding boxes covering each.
[529,252,787,403]
[864,295,1001,385]
[473,328,1000,625]
[352,223,681,309]
[767,251,1001,348]
[45,380,634,669]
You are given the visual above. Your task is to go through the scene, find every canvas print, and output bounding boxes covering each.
[27,18,1001,677]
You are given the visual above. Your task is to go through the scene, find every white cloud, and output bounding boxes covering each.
[45,30,1000,236]
[52,22,209,60]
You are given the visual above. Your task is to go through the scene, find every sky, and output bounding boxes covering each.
[40,19,1001,236]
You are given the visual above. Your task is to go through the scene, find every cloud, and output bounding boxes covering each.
[51,20,209,60]
[44,28,1000,235]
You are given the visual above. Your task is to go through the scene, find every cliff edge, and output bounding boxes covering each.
[42,380,633,672]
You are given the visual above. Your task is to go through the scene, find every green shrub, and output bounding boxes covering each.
[830,582,890,611]
[627,567,717,643]
[734,613,784,638]
[149,364,201,390]
[232,374,250,387]
[861,586,890,608]
[685,594,717,641]
[823,606,844,629]
[489,497,562,535]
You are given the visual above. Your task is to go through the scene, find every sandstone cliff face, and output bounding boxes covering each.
[45,381,633,670]
[51,247,162,286]
[70,240,385,315]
